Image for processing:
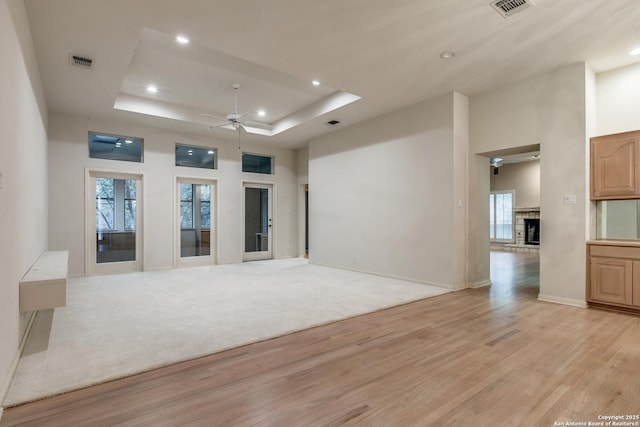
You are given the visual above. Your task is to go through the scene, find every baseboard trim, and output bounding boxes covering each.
[1,311,37,407]
[309,261,453,290]
[537,294,587,309]
[469,279,492,289]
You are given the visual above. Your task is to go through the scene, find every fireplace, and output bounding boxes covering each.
[502,207,540,253]
[523,218,540,245]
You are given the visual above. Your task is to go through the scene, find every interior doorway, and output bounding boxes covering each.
[86,170,143,275]
[481,144,541,294]
[243,182,273,261]
[304,184,309,258]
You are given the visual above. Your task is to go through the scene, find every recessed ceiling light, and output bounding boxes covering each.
[630,47,640,56]
[312,80,320,86]
[124,139,133,144]
[208,150,214,154]
[187,149,193,153]
[257,110,266,117]
[440,51,455,59]
[115,142,122,148]
[176,35,190,45]
[146,84,158,93]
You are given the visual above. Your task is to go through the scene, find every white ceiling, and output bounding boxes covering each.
[24,0,640,149]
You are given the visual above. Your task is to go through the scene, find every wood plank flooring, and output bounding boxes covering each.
[3,252,640,426]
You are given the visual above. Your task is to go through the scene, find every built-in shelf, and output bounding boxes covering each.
[19,251,68,312]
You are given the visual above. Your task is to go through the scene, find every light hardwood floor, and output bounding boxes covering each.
[3,252,639,426]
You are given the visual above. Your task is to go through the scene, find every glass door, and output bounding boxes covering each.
[176,178,216,267]
[87,171,143,274]
[243,183,273,261]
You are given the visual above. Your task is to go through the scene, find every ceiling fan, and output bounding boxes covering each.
[200,83,266,135]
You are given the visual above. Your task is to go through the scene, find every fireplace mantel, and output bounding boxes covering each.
[513,207,540,213]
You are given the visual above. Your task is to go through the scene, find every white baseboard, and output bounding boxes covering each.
[537,293,587,308]
[469,279,492,289]
[308,261,453,290]
[0,311,36,407]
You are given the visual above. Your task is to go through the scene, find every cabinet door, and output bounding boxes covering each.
[591,131,640,199]
[589,257,633,306]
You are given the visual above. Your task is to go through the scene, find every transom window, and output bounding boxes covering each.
[89,132,143,163]
[242,153,273,174]
[175,144,217,169]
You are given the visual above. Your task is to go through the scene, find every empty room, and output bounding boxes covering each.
[1,0,640,425]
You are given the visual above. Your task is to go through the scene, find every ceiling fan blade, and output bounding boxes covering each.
[200,113,228,122]
[241,119,273,130]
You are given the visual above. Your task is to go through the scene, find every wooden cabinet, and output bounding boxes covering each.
[587,243,640,312]
[591,130,640,200]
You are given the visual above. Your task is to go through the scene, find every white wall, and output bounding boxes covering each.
[308,92,468,288]
[596,62,640,136]
[490,160,540,208]
[48,113,298,276]
[470,63,589,306]
[0,0,48,402]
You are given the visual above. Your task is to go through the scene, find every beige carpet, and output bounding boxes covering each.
[3,258,449,407]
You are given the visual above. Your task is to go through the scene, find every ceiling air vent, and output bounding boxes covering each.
[69,54,93,69]
[490,0,535,18]
[327,120,340,126]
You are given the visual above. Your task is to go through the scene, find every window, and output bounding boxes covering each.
[96,178,137,231]
[242,153,273,174]
[490,190,514,241]
[175,144,217,169]
[89,132,143,163]
[179,183,210,230]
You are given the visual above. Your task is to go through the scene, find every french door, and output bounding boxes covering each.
[243,183,273,261]
[86,170,143,275]
[176,178,216,267]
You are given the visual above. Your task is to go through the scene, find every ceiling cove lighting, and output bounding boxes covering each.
[146,84,158,94]
[312,80,320,86]
[176,35,190,45]
[630,47,640,56]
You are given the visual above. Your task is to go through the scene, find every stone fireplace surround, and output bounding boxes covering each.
[504,207,540,254]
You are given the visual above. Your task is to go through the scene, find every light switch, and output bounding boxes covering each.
[564,194,576,205]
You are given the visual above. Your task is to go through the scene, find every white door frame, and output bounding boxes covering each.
[85,169,144,275]
[242,181,275,261]
[174,176,218,268]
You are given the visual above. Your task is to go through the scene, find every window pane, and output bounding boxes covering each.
[242,153,273,174]
[180,183,193,202]
[175,144,217,169]
[96,178,114,230]
[489,194,495,239]
[89,132,143,163]
[124,179,136,199]
[96,199,114,230]
[201,201,210,229]
[490,191,513,241]
[124,200,136,230]
[200,184,211,229]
